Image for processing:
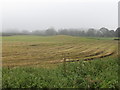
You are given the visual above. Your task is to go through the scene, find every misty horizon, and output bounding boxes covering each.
[2,27,117,33]
[1,0,119,32]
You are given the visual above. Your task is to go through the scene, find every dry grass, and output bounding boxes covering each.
[2,35,118,67]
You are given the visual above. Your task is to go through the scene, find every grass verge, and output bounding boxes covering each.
[2,57,119,88]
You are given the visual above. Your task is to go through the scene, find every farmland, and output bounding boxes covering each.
[2,35,118,67]
[2,35,119,88]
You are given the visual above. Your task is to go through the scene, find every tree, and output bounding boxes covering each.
[58,29,69,35]
[115,27,120,37]
[86,28,96,37]
[45,28,57,36]
[99,27,109,37]
[95,30,103,37]
[109,30,115,37]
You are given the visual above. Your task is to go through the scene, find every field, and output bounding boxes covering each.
[2,35,118,67]
[2,35,119,88]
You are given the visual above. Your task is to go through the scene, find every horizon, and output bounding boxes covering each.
[1,27,117,33]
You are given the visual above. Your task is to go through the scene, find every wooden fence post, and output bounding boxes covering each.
[62,53,66,76]
[63,57,66,75]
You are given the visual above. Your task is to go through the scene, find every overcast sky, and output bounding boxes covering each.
[1,0,119,32]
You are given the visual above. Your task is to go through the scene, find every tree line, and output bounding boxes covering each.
[2,27,120,37]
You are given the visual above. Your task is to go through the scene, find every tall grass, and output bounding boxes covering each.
[2,57,119,88]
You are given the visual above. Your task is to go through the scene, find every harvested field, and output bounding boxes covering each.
[2,35,118,67]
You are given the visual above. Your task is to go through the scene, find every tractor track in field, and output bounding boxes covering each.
[49,51,115,64]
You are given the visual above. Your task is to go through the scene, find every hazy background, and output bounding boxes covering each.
[1,0,119,32]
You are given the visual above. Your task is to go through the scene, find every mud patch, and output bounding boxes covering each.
[29,44,39,46]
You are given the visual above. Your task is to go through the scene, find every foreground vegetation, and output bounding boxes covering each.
[3,57,119,88]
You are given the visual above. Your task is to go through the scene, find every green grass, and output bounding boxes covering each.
[2,57,119,88]
[2,35,114,42]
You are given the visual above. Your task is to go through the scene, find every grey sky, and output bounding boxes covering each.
[1,0,119,31]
